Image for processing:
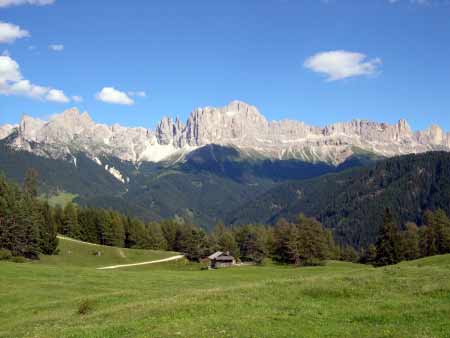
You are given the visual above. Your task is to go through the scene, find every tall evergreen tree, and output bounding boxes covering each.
[432,209,450,254]
[234,225,268,264]
[420,211,438,257]
[63,203,80,239]
[23,169,39,199]
[37,202,59,255]
[210,223,239,258]
[296,214,330,266]
[399,222,420,261]
[273,219,300,264]
[375,209,400,266]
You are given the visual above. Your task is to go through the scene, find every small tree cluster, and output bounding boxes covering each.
[361,208,450,266]
[273,214,335,266]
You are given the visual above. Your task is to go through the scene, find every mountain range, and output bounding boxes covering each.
[2,101,449,171]
[1,101,449,246]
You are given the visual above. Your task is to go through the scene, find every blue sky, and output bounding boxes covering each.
[1,0,450,131]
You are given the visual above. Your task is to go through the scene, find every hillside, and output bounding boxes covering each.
[229,151,450,247]
[1,246,450,337]
[0,140,369,226]
[39,236,179,268]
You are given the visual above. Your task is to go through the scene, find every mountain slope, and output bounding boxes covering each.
[228,151,450,247]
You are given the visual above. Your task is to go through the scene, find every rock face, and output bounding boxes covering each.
[1,101,449,166]
[0,124,16,140]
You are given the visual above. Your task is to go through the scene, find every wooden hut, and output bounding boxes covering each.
[208,251,236,268]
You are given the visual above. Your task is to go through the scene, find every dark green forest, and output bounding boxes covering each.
[230,151,450,247]
[0,141,371,226]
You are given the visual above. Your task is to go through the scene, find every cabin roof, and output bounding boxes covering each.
[208,251,223,260]
[208,251,235,261]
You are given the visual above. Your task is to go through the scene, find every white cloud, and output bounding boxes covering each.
[0,0,55,7]
[0,55,21,82]
[72,95,83,103]
[304,50,381,81]
[0,21,30,44]
[128,90,147,98]
[49,44,64,52]
[0,55,70,103]
[46,89,69,103]
[96,87,134,105]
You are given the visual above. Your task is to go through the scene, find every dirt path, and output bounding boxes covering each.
[96,255,185,270]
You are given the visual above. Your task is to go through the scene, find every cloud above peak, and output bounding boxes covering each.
[0,0,55,7]
[46,89,69,103]
[96,87,134,105]
[0,21,30,44]
[304,50,381,81]
[0,55,70,103]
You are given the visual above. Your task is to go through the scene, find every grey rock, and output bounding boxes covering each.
[2,101,449,166]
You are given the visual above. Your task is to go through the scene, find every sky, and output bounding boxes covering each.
[1,0,450,132]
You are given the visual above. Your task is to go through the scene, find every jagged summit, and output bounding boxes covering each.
[1,101,449,166]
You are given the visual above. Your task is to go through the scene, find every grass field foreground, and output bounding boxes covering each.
[0,238,450,338]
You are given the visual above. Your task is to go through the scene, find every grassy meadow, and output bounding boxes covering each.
[1,238,450,338]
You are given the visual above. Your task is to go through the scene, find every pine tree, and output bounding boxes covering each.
[296,214,330,266]
[37,202,59,255]
[109,211,125,247]
[234,225,268,264]
[432,209,450,254]
[399,222,420,261]
[362,244,377,265]
[179,227,210,262]
[63,203,80,239]
[23,169,39,199]
[52,204,64,234]
[146,221,168,250]
[375,209,400,266]
[210,223,239,258]
[420,211,438,257]
[273,218,300,264]
[340,245,359,263]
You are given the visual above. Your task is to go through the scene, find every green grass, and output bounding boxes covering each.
[1,240,450,338]
[42,192,78,207]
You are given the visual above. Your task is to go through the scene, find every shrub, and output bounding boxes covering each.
[78,299,94,315]
[0,249,12,260]
[10,256,27,263]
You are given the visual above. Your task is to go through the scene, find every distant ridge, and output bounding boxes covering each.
[1,101,449,168]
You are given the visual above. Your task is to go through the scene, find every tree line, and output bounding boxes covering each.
[360,208,450,266]
[0,170,58,259]
[1,170,450,267]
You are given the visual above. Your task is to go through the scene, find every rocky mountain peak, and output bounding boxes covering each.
[1,101,449,165]
[0,124,16,140]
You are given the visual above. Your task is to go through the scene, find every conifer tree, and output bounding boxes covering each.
[273,218,300,264]
[432,209,450,254]
[296,214,330,266]
[375,209,400,266]
[210,223,239,258]
[23,169,39,199]
[37,202,59,255]
[399,222,420,261]
[420,211,438,257]
[63,203,80,239]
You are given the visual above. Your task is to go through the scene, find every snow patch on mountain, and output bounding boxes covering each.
[105,165,126,183]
